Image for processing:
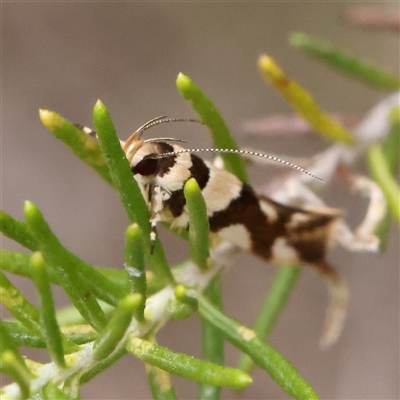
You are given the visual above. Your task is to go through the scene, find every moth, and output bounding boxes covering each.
[78,116,383,348]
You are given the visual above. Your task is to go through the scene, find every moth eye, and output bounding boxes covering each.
[132,156,159,176]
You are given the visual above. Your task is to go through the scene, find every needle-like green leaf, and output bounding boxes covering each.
[39,109,113,186]
[93,293,141,361]
[372,106,400,248]
[92,100,174,286]
[1,320,34,398]
[198,294,319,399]
[24,201,107,331]
[237,266,301,373]
[290,33,400,90]
[176,73,249,183]
[258,54,354,145]
[80,347,127,384]
[368,144,400,222]
[126,336,252,390]
[146,363,178,400]
[184,178,210,271]
[125,224,147,321]
[168,285,198,321]
[42,382,77,400]
[1,270,44,337]
[0,210,38,251]
[0,350,32,399]
[30,252,66,368]
[198,274,224,400]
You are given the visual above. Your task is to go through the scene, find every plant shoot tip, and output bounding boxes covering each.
[174,284,187,300]
[176,72,192,91]
[23,200,35,213]
[30,251,45,267]
[39,109,65,130]
[123,293,143,309]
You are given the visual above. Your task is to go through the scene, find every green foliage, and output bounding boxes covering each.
[183,178,210,271]
[176,73,249,182]
[290,32,400,90]
[1,29,398,400]
[0,92,316,400]
[238,266,301,373]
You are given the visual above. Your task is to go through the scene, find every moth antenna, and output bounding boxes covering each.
[144,137,187,144]
[137,116,203,136]
[157,148,326,183]
[135,116,168,134]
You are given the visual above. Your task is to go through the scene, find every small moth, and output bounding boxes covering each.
[78,116,383,348]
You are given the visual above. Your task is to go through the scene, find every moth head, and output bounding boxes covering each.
[122,116,202,177]
[122,116,163,163]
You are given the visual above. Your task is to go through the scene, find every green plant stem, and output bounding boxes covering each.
[125,224,147,321]
[176,73,249,183]
[382,107,400,172]
[376,212,394,252]
[126,336,252,390]
[198,274,224,400]
[237,265,301,373]
[290,33,400,90]
[197,294,319,399]
[30,252,66,368]
[24,201,107,331]
[254,266,301,336]
[184,178,210,271]
[92,100,174,286]
[373,107,400,248]
[39,109,113,186]
[367,144,400,222]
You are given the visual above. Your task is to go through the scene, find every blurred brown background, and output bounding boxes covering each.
[2,2,399,399]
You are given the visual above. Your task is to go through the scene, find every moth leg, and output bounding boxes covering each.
[311,261,349,349]
[336,171,386,252]
[76,123,126,146]
[149,226,157,254]
[73,123,98,138]
[149,185,165,254]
